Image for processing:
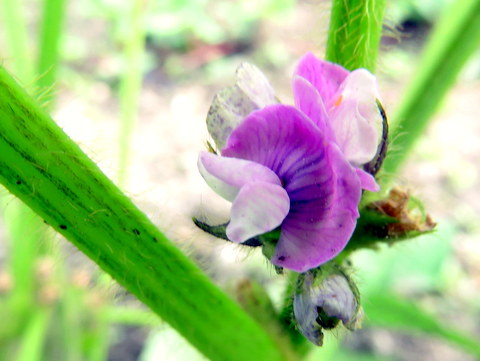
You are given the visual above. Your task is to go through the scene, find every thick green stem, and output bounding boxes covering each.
[381,0,480,179]
[0,67,288,361]
[326,0,386,71]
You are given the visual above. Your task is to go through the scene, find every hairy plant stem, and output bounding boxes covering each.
[325,0,386,72]
[0,67,289,361]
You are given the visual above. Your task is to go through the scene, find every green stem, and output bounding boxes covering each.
[381,0,480,179]
[325,0,386,71]
[117,0,146,186]
[36,0,67,106]
[102,306,160,326]
[0,67,287,361]
[17,308,52,361]
[0,0,34,82]
[4,204,48,321]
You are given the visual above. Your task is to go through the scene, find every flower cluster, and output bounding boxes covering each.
[198,53,382,272]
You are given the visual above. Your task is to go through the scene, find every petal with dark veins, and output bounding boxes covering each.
[272,143,361,272]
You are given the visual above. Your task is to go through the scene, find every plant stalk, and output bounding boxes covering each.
[0,67,288,361]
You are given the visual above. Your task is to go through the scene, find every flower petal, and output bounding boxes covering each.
[293,271,360,345]
[226,181,290,243]
[293,283,324,345]
[222,104,329,182]
[206,63,277,150]
[329,69,382,166]
[356,168,380,192]
[198,151,282,202]
[309,274,357,325]
[206,86,258,151]
[292,75,332,140]
[294,52,349,105]
[236,62,277,108]
[272,144,361,272]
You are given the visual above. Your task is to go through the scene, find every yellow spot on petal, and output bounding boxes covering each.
[334,95,343,107]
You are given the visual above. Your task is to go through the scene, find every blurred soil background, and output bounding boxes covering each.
[0,0,479,360]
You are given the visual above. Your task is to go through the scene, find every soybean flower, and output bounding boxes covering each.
[198,53,382,272]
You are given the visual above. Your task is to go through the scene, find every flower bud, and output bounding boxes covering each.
[293,266,362,346]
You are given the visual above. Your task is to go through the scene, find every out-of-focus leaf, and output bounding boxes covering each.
[17,308,52,361]
[382,0,480,179]
[353,223,455,295]
[364,294,480,359]
[334,349,395,361]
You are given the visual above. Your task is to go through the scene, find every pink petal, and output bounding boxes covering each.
[198,151,282,202]
[226,181,290,243]
[328,69,382,166]
[294,52,349,105]
[356,168,380,192]
[292,75,333,140]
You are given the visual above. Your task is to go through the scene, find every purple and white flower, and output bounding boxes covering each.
[198,52,382,272]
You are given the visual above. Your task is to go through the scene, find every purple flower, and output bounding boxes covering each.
[198,53,382,272]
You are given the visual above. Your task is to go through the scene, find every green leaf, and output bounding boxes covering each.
[364,294,480,359]
[381,0,480,180]
[16,308,52,361]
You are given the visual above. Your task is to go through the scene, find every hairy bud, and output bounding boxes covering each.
[293,265,362,345]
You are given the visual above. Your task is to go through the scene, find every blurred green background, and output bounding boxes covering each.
[0,0,479,360]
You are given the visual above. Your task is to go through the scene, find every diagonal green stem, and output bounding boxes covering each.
[0,67,289,361]
[381,0,480,180]
[326,0,386,71]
